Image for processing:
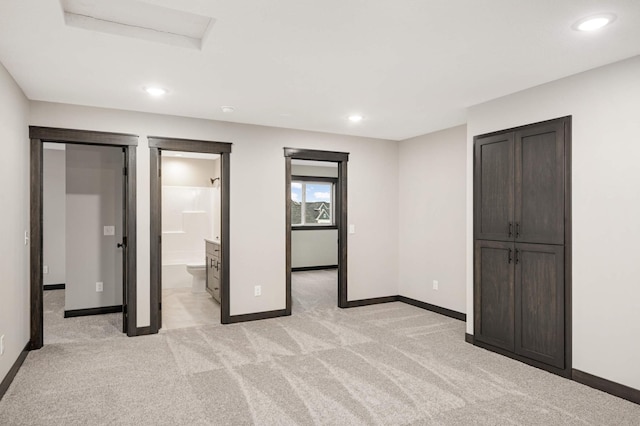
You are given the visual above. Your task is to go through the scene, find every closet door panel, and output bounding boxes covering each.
[514,243,564,368]
[515,121,565,244]
[474,133,515,241]
[474,240,515,351]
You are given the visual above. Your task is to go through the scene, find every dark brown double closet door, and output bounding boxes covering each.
[474,117,567,370]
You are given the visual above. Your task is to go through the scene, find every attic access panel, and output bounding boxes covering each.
[61,0,215,49]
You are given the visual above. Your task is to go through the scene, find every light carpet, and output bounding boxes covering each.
[1,274,638,424]
[43,289,123,344]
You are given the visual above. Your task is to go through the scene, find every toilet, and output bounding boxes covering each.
[186,263,206,293]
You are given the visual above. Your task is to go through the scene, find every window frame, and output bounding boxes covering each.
[291,175,338,230]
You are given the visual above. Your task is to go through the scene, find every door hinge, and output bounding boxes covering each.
[123,166,128,176]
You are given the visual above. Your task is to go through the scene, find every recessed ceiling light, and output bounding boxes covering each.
[145,86,167,97]
[573,14,616,32]
[221,106,235,113]
[348,114,364,123]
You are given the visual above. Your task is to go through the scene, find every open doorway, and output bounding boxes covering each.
[42,143,126,343]
[284,148,349,314]
[158,151,221,329]
[149,136,232,331]
[290,160,339,312]
[30,126,138,349]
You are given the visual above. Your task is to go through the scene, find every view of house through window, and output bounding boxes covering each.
[291,180,334,226]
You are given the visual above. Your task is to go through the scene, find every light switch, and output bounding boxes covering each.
[103,226,115,236]
[349,224,355,234]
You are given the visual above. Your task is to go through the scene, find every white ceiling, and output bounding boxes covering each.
[1,0,639,140]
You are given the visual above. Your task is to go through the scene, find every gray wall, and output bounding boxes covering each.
[43,147,66,285]
[0,61,30,387]
[291,163,338,268]
[291,229,338,268]
[65,144,123,310]
[30,102,400,320]
[292,163,337,178]
[398,125,467,313]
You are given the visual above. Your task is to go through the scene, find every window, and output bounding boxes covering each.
[291,178,335,227]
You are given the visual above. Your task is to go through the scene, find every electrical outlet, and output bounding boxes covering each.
[96,282,103,292]
[432,280,439,290]
[254,285,261,297]
[43,265,49,274]
[0,335,5,355]
[24,231,29,246]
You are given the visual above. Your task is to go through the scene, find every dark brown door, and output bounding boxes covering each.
[120,148,128,334]
[474,240,515,351]
[474,133,515,241]
[514,243,564,368]
[514,121,565,244]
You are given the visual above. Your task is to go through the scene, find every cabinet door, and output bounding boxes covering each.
[514,243,564,368]
[474,240,515,351]
[514,120,565,244]
[474,133,515,241]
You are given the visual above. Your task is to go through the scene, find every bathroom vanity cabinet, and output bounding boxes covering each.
[205,239,221,303]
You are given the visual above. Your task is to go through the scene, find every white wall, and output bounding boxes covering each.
[162,156,220,187]
[29,101,399,322]
[162,156,219,265]
[65,145,123,310]
[398,125,467,313]
[43,148,66,285]
[467,55,640,390]
[0,62,29,383]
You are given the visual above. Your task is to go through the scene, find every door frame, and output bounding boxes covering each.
[29,126,139,349]
[284,148,349,312]
[148,136,232,330]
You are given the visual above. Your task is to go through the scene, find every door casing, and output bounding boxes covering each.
[148,136,232,329]
[29,126,139,349]
[284,148,349,312]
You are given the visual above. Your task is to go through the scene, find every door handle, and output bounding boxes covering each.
[508,222,513,237]
[117,242,125,248]
[515,249,520,264]
[515,223,520,238]
[508,248,512,264]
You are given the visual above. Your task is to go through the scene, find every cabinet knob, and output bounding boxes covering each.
[515,223,520,238]
[508,222,513,237]
[508,248,512,264]
[515,249,520,264]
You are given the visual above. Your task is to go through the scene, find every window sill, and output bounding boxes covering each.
[292,225,338,231]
